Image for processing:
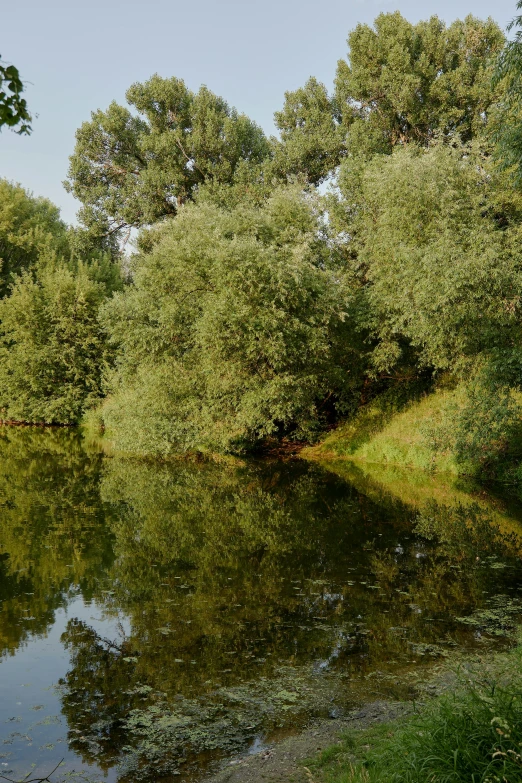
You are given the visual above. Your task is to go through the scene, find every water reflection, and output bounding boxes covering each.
[0,428,521,781]
[0,428,112,659]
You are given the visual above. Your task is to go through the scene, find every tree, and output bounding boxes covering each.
[332,140,522,475]
[492,1,522,185]
[99,187,364,456]
[269,14,503,185]
[0,56,31,135]
[335,13,504,159]
[0,262,119,424]
[65,74,271,243]
[339,142,522,376]
[271,77,344,184]
[0,179,69,297]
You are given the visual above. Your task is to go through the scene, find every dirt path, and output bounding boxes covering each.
[206,700,410,783]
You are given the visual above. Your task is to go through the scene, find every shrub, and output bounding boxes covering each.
[0,263,114,423]
[100,187,365,455]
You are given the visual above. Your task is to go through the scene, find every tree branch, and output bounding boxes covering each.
[0,758,64,783]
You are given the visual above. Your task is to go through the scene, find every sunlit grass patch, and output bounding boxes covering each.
[304,384,461,473]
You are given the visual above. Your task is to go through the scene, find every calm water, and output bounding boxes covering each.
[1,428,522,782]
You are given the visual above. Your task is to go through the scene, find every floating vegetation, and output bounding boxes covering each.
[457,595,522,637]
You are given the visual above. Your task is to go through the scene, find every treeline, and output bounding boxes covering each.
[3,10,522,473]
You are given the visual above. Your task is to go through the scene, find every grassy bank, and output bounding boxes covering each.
[303,384,461,472]
[306,640,522,783]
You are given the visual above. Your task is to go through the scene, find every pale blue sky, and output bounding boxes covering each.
[1,0,517,224]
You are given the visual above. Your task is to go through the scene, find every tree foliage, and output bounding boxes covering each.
[271,77,344,184]
[4,10,522,475]
[0,179,70,297]
[0,262,118,424]
[339,144,522,375]
[332,140,522,476]
[270,14,503,184]
[335,13,504,157]
[492,1,522,185]
[65,74,270,243]
[100,187,363,455]
[0,56,31,135]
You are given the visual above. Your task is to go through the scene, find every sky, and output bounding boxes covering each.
[1,0,518,224]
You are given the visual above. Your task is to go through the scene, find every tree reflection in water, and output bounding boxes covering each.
[1,428,522,781]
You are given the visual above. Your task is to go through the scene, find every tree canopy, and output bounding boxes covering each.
[0,261,119,424]
[99,187,364,455]
[271,77,344,184]
[336,13,504,156]
[492,1,522,185]
[0,179,69,297]
[65,74,270,243]
[336,143,522,378]
[272,13,505,185]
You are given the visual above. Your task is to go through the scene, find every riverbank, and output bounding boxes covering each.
[302,384,460,472]
[303,381,522,496]
[208,700,410,783]
[305,639,522,783]
[208,641,522,783]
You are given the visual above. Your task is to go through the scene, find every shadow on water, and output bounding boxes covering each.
[1,427,522,781]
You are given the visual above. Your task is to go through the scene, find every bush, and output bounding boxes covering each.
[100,187,365,456]
[0,263,114,423]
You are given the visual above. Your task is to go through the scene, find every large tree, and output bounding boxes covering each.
[99,187,364,456]
[337,13,504,156]
[272,13,504,183]
[337,142,522,376]
[65,74,270,243]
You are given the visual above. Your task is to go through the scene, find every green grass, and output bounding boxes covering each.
[304,385,462,473]
[306,643,522,783]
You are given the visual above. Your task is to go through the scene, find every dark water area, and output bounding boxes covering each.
[1,428,522,782]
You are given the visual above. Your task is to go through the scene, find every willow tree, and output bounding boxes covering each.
[336,141,522,474]
[100,187,364,456]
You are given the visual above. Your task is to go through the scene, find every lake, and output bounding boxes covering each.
[1,427,522,782]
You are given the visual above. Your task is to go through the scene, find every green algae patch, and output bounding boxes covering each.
[118,664,351,780]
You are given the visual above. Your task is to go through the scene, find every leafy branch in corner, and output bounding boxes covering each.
[0,55,32,135]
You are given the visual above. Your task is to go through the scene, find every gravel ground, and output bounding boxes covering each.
[206,700,410,783]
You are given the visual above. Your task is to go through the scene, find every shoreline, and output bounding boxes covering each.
[207,700,410,783]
